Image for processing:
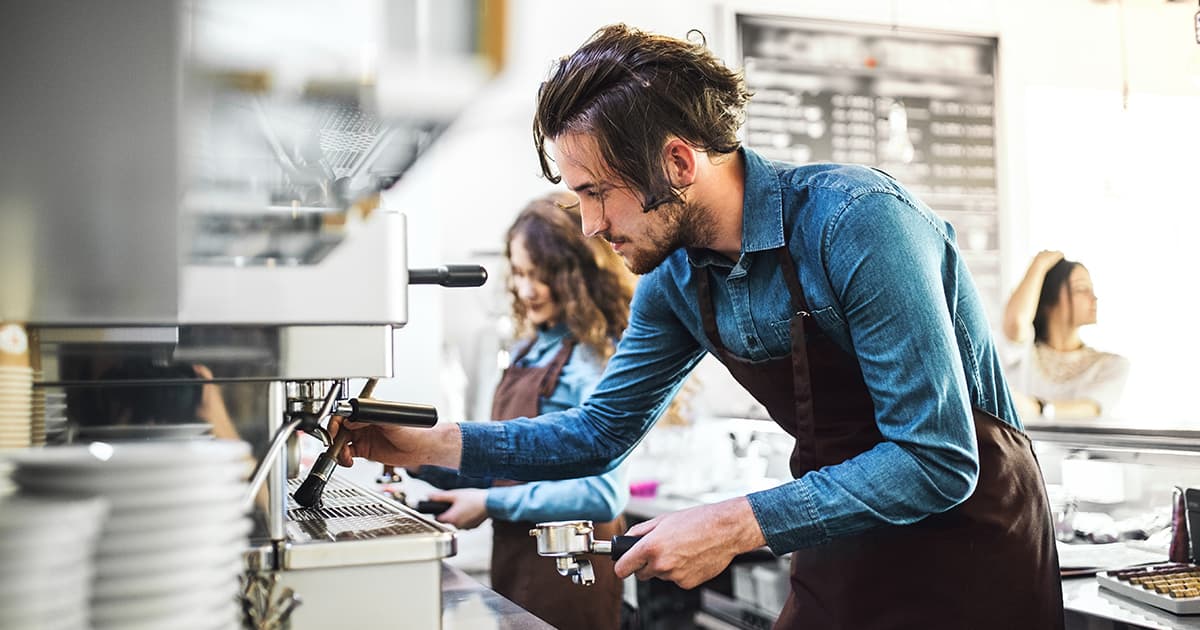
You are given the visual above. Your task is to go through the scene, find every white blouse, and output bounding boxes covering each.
[1000,328,1131,417]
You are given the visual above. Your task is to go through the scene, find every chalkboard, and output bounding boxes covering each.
[735,15,1003,319]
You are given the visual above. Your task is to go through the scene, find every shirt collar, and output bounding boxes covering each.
[534,321,570,346]
[686,147,784,268]
[739,147,785,253]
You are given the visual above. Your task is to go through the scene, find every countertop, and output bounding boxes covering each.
[442,562,553,630]
[1063,576,1200,629]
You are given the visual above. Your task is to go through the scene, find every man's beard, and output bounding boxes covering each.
[619,200,716,275]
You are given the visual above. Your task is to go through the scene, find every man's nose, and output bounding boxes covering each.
[581,203,608,238]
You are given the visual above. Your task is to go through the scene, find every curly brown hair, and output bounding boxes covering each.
[506,192,635,358]
[533,24,751,211]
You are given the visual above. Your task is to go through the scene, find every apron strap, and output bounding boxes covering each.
[693,251,820,465]
[538,337,576,398]
[776,248,817,465]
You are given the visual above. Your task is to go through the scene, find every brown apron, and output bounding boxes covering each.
[489,336,626,630]
[696,248,1063,630]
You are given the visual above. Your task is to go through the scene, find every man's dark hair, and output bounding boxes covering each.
[533,24,750,211]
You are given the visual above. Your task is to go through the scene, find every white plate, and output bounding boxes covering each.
[98,515,252,556]
[11,457,250,492]
[0,493,108,529]
[0,605,88,630]
[92,575,239,623]
[3,439,251,471]
[93,558,241,600]
[0,579,90,617]
[15,475,247,511]
[0,565,93,600]
[105,499,247,535]
[97,540,243,577]
[0,539,97,574]
[97,599,239,630]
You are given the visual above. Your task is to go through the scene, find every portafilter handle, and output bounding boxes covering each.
[528,520,641,586]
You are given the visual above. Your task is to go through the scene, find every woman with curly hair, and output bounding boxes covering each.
[411,191,635,630]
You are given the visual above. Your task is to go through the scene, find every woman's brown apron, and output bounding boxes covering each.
[489,337,626,630]
[696,248,1063,630]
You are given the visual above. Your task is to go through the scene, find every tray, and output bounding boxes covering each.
[1097,564,1200,615]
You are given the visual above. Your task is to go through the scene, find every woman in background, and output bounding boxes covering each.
[1002,250,1130,420]
[411,191,635,630]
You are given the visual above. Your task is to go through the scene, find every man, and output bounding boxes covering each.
[336,24,1063,629]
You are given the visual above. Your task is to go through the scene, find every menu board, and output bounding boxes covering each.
[735,15,1003,319]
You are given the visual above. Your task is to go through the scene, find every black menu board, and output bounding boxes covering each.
[736,15,1003,319]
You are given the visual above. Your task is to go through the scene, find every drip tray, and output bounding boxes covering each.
[281,476,455,569]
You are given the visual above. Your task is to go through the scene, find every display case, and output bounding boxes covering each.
[1029,423,1200,630]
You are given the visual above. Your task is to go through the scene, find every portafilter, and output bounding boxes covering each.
[528,520,640,586]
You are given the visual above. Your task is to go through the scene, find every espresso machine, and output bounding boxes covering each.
[1,1,502,628]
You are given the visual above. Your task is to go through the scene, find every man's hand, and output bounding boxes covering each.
[614,496,767,589]
[330,417,462,469]
[428,488,490,529]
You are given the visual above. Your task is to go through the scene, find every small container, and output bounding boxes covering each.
[1170,486,1190,563]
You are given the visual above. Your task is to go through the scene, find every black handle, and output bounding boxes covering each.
[408,265,488,287]
[349,399,438,427]
[611,535,641,562]
[415,500,452,515]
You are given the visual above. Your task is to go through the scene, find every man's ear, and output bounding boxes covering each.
[662,138,697,189]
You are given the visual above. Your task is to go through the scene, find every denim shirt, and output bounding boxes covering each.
[417,323,628,523]
[460,148,1019,554]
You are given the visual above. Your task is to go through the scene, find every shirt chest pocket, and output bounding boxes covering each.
[769,317,795,348]
[769,306,843,349]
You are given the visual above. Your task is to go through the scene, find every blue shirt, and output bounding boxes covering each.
[417,323,628,523]
[459,148,1019,555]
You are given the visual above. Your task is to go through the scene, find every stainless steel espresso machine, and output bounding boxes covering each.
[1,1,503,628]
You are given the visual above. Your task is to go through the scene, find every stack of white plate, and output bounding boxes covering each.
[0,493,108,630]
[0,365,33,448]
[7,440,253,630]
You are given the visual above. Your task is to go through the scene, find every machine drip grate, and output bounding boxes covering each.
[283,476,442,543]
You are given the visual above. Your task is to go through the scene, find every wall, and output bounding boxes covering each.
[382,0,1200,426]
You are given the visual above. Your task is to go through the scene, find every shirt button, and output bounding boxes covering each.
[746,336,757,347]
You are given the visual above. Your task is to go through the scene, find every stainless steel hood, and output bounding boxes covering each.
[0,0,497,328]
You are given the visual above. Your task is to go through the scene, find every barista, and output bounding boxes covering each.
[409,192,634,630]
[335,25,1063,628]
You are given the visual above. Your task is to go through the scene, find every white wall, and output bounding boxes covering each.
[384,0,1200,426]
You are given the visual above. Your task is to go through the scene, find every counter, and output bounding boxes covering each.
[1064,576,1200,630]
[442,562,554,629]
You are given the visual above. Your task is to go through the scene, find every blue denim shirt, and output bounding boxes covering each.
[460,148,1019,554]
[417,323,628,523]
